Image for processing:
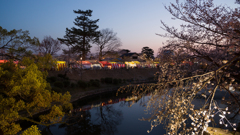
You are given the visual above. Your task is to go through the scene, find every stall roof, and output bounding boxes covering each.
[132,61,140,64]
[0,60,9,63]
[91,61,101,64]
[99,61,110,64]
[125,62,136,65]
[0,60,19,65]
[99,61,112,66]
[77,61,91,65]
[57,61,66,64]
[88,60,98,63]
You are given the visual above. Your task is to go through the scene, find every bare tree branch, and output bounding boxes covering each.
[38,36,61,56]
[95,28,122,60]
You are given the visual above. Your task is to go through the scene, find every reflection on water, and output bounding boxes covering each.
[21,90,235,135]
[92,105,123,135]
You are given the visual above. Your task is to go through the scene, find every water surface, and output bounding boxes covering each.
[21,90,236,135]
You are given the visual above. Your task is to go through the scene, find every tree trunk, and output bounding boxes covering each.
[99,49,102,61]
[82,36,86,60]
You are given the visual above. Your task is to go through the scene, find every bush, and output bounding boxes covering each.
[123,79,126,83]
[47,76,57,83]
[58,74,69,80]
[100,78,105,83]
[113,78,119,85]
[21,125,41,135]
[53,81,64,88]
[88,80,100,87]
[126,79,133,82]
[71,83,76,88]
[92,80,100,87]
[105,77,112,84]
[51,87,62,93]
[87,81,92,87]
[95,79,100,82]
[77,80,88,89]
[88,79,94,87]
[63,80,70,87]
[118,79,122,84]
[58,74,65,78]
[45,83,52,90]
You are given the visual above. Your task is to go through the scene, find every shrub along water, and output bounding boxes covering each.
[77,80,88,89]
[47,76,57,83]
[105,77,113,84]
[63,80,70,87]
[71,83,76,88]
[113,78,119,85]
[51,87,62,93]
[92,80,100,87]
[53,81,64,88]
[100,78,105,83]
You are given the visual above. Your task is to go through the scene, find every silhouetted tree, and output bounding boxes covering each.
[141,46,154,60]
[38,36,61,56]
[58,10,100,60]
[119,49,130,56]
[0,26,39,60]
[95,28,122,60]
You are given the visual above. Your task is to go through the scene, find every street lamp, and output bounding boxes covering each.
[80,57,82,80]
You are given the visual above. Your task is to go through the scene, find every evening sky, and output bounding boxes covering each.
[0,0,237,56]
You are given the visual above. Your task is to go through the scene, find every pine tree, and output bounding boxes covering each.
[58,10,100,60]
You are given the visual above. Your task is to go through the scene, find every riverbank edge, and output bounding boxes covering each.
[70,86,120,103]
[69,80,158,103]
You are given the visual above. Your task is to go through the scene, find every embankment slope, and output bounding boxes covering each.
[48,68,159,82]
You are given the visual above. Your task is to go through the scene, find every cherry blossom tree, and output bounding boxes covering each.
[120,0,240,134]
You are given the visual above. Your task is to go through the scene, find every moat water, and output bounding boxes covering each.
[20,89,236,135]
